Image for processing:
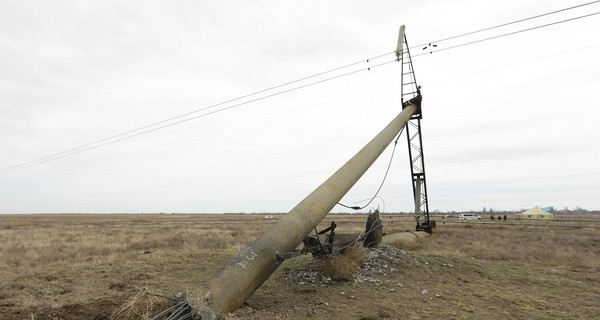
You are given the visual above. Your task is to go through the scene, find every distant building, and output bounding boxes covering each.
[515,206,554,220]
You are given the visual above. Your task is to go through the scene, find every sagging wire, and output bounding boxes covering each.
[0,56,399,176]
[334,211,384,252]
[337,127,405,211]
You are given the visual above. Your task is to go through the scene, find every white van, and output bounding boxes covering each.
[459,213,481,220]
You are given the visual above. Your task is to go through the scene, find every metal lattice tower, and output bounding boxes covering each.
[396,26,433,233]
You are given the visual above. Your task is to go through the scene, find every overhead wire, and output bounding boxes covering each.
[337,128,405,211]
[413,10,600,57]
[335,4,600,213]
[0,56,398,175]
[3,2,600,174]
[411,0,600,49]
[422,42,600,86]
[0,51,396,175]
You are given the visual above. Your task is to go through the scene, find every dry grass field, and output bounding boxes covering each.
[0,213,598,319]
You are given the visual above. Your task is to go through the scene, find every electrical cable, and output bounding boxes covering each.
[411,0,600,49]
[422,42,600,86]
[337,128,404,211]
[0,51,395,174]
[0,58,399,175]
[3,3,599,174]
[334,213,384,252]
[413,11,600,57]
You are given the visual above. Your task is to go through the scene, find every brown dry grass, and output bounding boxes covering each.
[0,214,266,269]
[0,213,598,320]
[319,245,366,281]
[0,214,271,318]
[416,223,599,270]
[110,287,172,320]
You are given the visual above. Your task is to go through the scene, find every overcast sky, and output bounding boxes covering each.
[1,0,599,214]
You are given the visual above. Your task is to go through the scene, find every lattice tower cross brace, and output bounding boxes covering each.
[396,26,432,232]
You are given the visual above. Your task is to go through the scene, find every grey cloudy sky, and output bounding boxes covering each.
[1,0,599,214]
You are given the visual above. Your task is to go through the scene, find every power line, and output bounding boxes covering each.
[3,3,599,174]
[0,53,396,174]
[413,11,600,57]
[422,43,600,85]
[337,129,404,211]
[0,51,394,173]
[0,58,399,175]
[411,0,600,49]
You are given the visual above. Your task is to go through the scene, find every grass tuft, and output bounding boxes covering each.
[111,287,172,320]
[319,245,366,281]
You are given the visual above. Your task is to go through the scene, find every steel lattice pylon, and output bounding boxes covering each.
[396,26,434,233]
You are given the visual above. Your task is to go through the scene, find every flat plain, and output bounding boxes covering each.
[0,213,598,319]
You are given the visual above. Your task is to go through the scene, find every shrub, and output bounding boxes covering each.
[319,245,365,281]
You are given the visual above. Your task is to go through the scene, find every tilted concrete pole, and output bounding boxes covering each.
[194,104,417,318]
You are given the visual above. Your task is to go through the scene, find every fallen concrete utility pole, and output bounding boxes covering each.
[191,104,418,319]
